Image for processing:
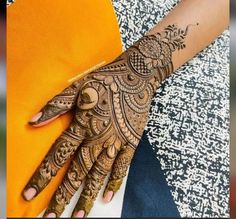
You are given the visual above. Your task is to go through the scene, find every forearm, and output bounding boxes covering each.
[147,0,229,72]
[124,0,229,78]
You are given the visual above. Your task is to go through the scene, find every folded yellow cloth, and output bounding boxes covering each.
[7,0,122,217]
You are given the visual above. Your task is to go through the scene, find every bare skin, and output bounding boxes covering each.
[22,0,229,218]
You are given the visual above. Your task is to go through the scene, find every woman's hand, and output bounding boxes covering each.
[22,24,187,218]
[20,0,229,216]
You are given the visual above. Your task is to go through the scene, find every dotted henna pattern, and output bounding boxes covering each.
[24,24,190,217]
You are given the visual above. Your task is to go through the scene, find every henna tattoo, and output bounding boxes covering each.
[27,24,191,217]
[86,24,189,149]
[103,145,135,199]
[24,133,83,195]
[44,159,87,216]
[44,137,123,216]
[29,85,79,126]
[70,24,189,216]
[73,148,120,217]
[110,146,135,180]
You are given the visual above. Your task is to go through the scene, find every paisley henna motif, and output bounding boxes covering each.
[24,24,190,217]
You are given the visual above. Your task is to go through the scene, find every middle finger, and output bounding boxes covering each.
[72,137,122,218]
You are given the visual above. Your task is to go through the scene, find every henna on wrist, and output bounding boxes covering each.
[24,24,192,217]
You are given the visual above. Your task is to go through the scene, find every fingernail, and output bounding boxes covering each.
[45,212,56,218]
[74,210,85,218]
[29,112,42,123]
[23,187,37,201]
[103,191,113,203]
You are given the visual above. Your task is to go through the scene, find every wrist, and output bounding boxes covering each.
[124,24,191,83]
[126,37,173,84]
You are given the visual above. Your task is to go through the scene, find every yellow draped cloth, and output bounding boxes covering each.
[7,0,122,217]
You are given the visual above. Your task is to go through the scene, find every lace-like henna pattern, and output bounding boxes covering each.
[25,24,190,217]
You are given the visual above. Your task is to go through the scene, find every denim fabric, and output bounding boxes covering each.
[121,132,180,218]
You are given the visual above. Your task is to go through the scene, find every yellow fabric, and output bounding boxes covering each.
[7,0,122,217]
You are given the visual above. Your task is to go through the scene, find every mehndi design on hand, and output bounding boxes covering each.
[23,24,191,218]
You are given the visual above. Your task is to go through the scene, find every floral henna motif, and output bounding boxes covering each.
[72,24,189,216]
[86,24,189,148]
[24,133,83,195]
[25,24,190,217]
